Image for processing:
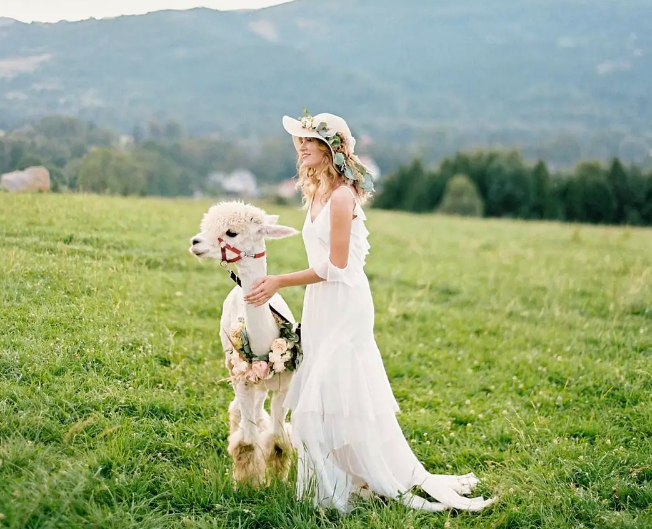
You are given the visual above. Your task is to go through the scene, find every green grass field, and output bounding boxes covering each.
[1,193,652,529]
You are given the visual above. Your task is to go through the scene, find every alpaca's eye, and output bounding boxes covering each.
[225,230,238,238]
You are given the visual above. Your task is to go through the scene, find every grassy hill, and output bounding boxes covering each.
[1,193,652,528]
[0,0,651,154]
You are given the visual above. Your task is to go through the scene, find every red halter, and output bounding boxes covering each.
[217,237,266,264]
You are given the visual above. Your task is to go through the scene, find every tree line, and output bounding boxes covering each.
[2,116,652,227]
[373,151,652,226]
[0,116,299,195]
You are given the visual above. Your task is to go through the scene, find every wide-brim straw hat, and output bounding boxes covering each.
[282,111,374,191]
[282,112,356,156]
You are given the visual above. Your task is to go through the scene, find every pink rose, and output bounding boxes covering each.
[251,361,270,380]
[245,368,259,384]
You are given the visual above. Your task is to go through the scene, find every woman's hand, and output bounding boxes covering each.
[245,275,282,306]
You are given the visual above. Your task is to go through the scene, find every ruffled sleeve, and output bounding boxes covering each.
[314,258,359,286]
[310,192,369,287]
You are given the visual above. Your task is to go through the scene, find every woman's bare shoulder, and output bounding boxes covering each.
[331,185,356,205]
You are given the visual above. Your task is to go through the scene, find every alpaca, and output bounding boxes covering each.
[189,201,299,485]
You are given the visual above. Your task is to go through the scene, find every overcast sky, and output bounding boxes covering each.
[1,0,296,23]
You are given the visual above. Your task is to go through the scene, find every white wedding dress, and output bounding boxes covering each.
[283,188,494,513]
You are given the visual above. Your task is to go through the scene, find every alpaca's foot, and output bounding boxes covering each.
[353,482,373,500]
[228,430,266,486]
[262,423,293,481]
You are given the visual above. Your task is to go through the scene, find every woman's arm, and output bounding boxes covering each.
[328,187,354,268]
[244,269,320,307]
[244,187,355,306]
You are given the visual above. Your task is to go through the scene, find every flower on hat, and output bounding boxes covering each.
[300,115,314,130]
[299,109,375,192]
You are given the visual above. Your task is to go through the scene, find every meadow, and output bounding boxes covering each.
[1,193,651,529]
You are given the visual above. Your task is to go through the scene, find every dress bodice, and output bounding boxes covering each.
[301,194,371,285]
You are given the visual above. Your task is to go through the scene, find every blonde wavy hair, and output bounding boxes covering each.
[296,138,370,208]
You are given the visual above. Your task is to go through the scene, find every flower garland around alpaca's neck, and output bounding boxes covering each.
[224,314,302,384]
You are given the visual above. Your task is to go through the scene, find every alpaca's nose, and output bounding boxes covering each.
[192,237,201,245]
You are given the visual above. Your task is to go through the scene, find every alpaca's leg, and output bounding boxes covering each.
[270,385,289,437]
[228,398,241,434]
[228,380,266,485]
[253,386,271,433]
[234,380,261,444]
[262,386,293,480]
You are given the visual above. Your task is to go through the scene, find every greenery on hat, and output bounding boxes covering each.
[299,109,374,192]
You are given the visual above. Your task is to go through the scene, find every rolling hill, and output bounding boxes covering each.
[0,0,651,153]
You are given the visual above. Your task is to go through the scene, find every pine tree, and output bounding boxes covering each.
[606,157,630,223]
[532,160,555,219]
[438,174,484,217]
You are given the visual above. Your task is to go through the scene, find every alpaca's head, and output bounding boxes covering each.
[189,201,298,262]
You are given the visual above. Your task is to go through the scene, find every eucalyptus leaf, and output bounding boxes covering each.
[241,329,253,360]
[361,177,374,191]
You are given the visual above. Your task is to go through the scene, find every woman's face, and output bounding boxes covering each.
[298,137,327,168]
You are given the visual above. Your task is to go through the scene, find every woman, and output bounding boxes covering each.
[244,112,494,513]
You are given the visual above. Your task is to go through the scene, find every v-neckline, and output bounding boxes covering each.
[309,196,330,224]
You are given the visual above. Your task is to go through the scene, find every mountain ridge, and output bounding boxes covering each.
[0,0,651,159]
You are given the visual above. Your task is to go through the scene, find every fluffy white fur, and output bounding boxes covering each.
[190,201,298,485]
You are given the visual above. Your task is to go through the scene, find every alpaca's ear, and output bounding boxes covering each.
[264,214,279,225]
[261,223,299,240]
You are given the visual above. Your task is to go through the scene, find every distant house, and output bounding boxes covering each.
[275,158,381,198]
[358,155,381,180]
[117,135,133,150]
[207,168,259,197]
[358,134,373,148]
[276,178,299,199]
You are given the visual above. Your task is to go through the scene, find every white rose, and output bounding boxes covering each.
[232,360,249,377]
[300,116,314,130]
[271,338,288,355]
[230,350,242,366]
[228,329,243,350]
[225,349,240,369]
[272,361,286,373]
[269,350,283,365]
